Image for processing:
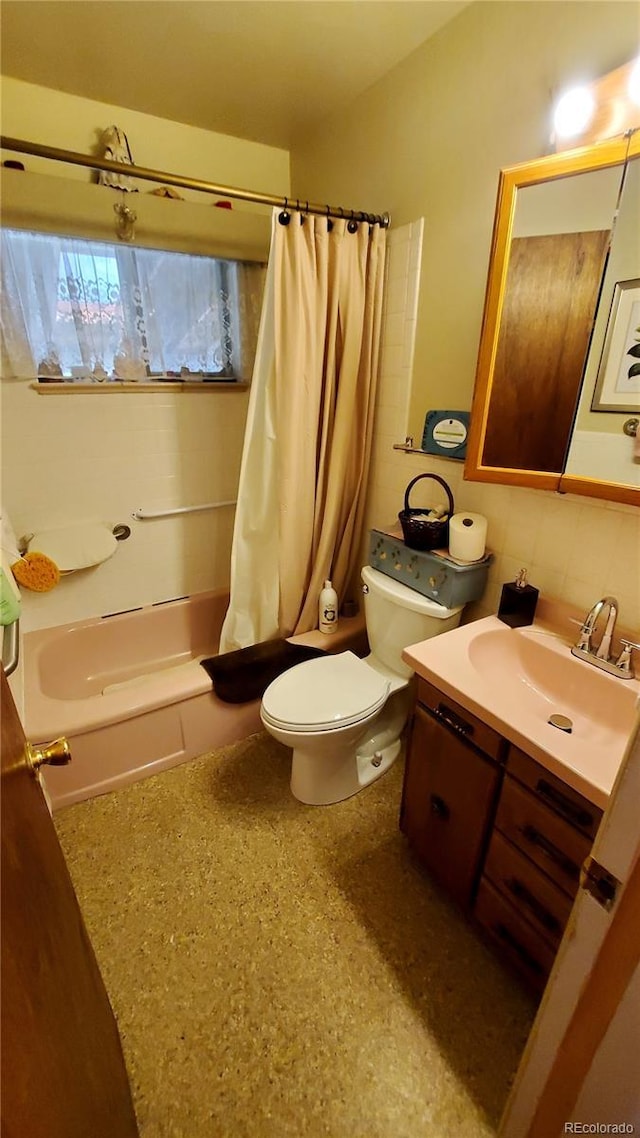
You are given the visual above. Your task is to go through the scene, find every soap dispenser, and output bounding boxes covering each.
[498,568,539,628]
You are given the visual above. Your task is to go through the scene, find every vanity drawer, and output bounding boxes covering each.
[495,777,592,898]
[475,878,556,992]
[483,830,574,947]
[416,679,506,763]
[507,747,602,840]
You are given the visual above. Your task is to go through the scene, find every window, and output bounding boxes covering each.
[0,229,266,383]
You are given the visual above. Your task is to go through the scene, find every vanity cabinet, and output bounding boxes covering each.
[401,684,603,993]
[400,679,506,908]
[476,746,602,991]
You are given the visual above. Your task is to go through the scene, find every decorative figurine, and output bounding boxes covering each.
[97,125,138,192]
[113,337,147,382]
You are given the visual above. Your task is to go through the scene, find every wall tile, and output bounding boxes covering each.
[2,381,248,630]
[363,218,640,632]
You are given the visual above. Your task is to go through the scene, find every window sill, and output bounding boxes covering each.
[31,381,249,395]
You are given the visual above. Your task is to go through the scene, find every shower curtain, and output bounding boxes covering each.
[220,208,387,652]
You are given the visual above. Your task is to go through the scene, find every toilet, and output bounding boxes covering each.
[260,564,463,805]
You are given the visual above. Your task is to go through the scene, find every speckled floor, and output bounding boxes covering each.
[55,734,535,1138]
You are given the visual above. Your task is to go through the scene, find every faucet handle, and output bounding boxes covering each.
[616,639,640,675]
[568,617,591,650]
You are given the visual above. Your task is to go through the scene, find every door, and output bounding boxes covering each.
[1,671,139,1138]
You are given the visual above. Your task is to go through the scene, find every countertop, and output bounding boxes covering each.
[402,608,640,809]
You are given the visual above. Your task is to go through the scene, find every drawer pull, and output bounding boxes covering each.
[433,703,474,739]
[430,794,450,821]
[494,922,545,975]
[536,779,595,831]
[506,876,562,935]
[521,825,580,882]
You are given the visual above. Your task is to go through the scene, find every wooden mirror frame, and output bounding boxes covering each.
[465,130,640,507]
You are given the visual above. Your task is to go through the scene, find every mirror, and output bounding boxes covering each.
[465,131,640,505]
[564,150,640,485]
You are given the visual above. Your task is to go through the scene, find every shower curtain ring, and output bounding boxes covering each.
[278,196,291,226]
[326,205,334,232]
[347,209,358,234]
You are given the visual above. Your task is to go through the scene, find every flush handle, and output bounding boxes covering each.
[25,737,72,773]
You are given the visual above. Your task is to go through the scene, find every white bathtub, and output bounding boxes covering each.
[23,590,262,811]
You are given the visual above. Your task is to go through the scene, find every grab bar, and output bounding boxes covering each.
[132,500,237,520]
[2,618,19,677]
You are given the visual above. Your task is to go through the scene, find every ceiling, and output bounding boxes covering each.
[0,1,470,149]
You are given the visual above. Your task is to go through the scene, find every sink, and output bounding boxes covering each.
[402,612,640,806]
[467,625,637,745]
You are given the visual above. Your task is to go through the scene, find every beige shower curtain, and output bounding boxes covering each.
[220,208,386,652]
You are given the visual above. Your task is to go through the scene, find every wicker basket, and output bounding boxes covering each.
[398,473,455,551]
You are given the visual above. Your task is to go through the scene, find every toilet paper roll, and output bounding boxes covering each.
[448,513,487,562]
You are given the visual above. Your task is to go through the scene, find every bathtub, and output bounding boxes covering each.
[23,590,263,811]
[24,589,367,812]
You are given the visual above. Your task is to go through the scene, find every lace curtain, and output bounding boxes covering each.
[0,229,265,381]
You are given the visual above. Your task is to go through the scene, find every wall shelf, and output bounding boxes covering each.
[393,442,463,463]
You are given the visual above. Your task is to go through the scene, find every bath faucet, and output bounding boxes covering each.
[571,596,636,679]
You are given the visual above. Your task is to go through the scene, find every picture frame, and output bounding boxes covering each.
[591,278,640,413]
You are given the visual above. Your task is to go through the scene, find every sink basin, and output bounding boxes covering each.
[467,626,637,746]
[402,613,640,806]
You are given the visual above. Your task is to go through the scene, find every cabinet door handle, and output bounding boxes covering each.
[506,876,561,935]
[433,703,474,739]
[535,779,595,831]
[430,794,450,821]
[494,922,545,975]
[521,825,580,881]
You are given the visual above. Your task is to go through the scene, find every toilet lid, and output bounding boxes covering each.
[261,651,389,732]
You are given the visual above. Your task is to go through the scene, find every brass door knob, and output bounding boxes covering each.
[25,737,71,772]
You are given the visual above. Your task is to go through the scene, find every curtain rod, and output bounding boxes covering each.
[0,135,390,228]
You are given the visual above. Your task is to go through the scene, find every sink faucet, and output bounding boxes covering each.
[571,596,638,680]
[582,595,618,659]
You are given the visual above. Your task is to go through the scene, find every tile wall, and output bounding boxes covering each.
[363,223,640,632]
[1,381,249,631]
[3,222,637,637]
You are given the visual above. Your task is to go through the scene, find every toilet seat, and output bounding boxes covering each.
[261,651,389,734]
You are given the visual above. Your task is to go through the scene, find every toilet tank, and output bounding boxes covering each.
[361,564,462,678]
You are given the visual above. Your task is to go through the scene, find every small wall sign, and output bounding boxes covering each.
[422,410,470,459]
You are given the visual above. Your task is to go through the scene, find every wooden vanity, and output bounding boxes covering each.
[401,677,603,993]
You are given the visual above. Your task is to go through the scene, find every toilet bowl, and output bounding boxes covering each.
[260,565,463,805]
